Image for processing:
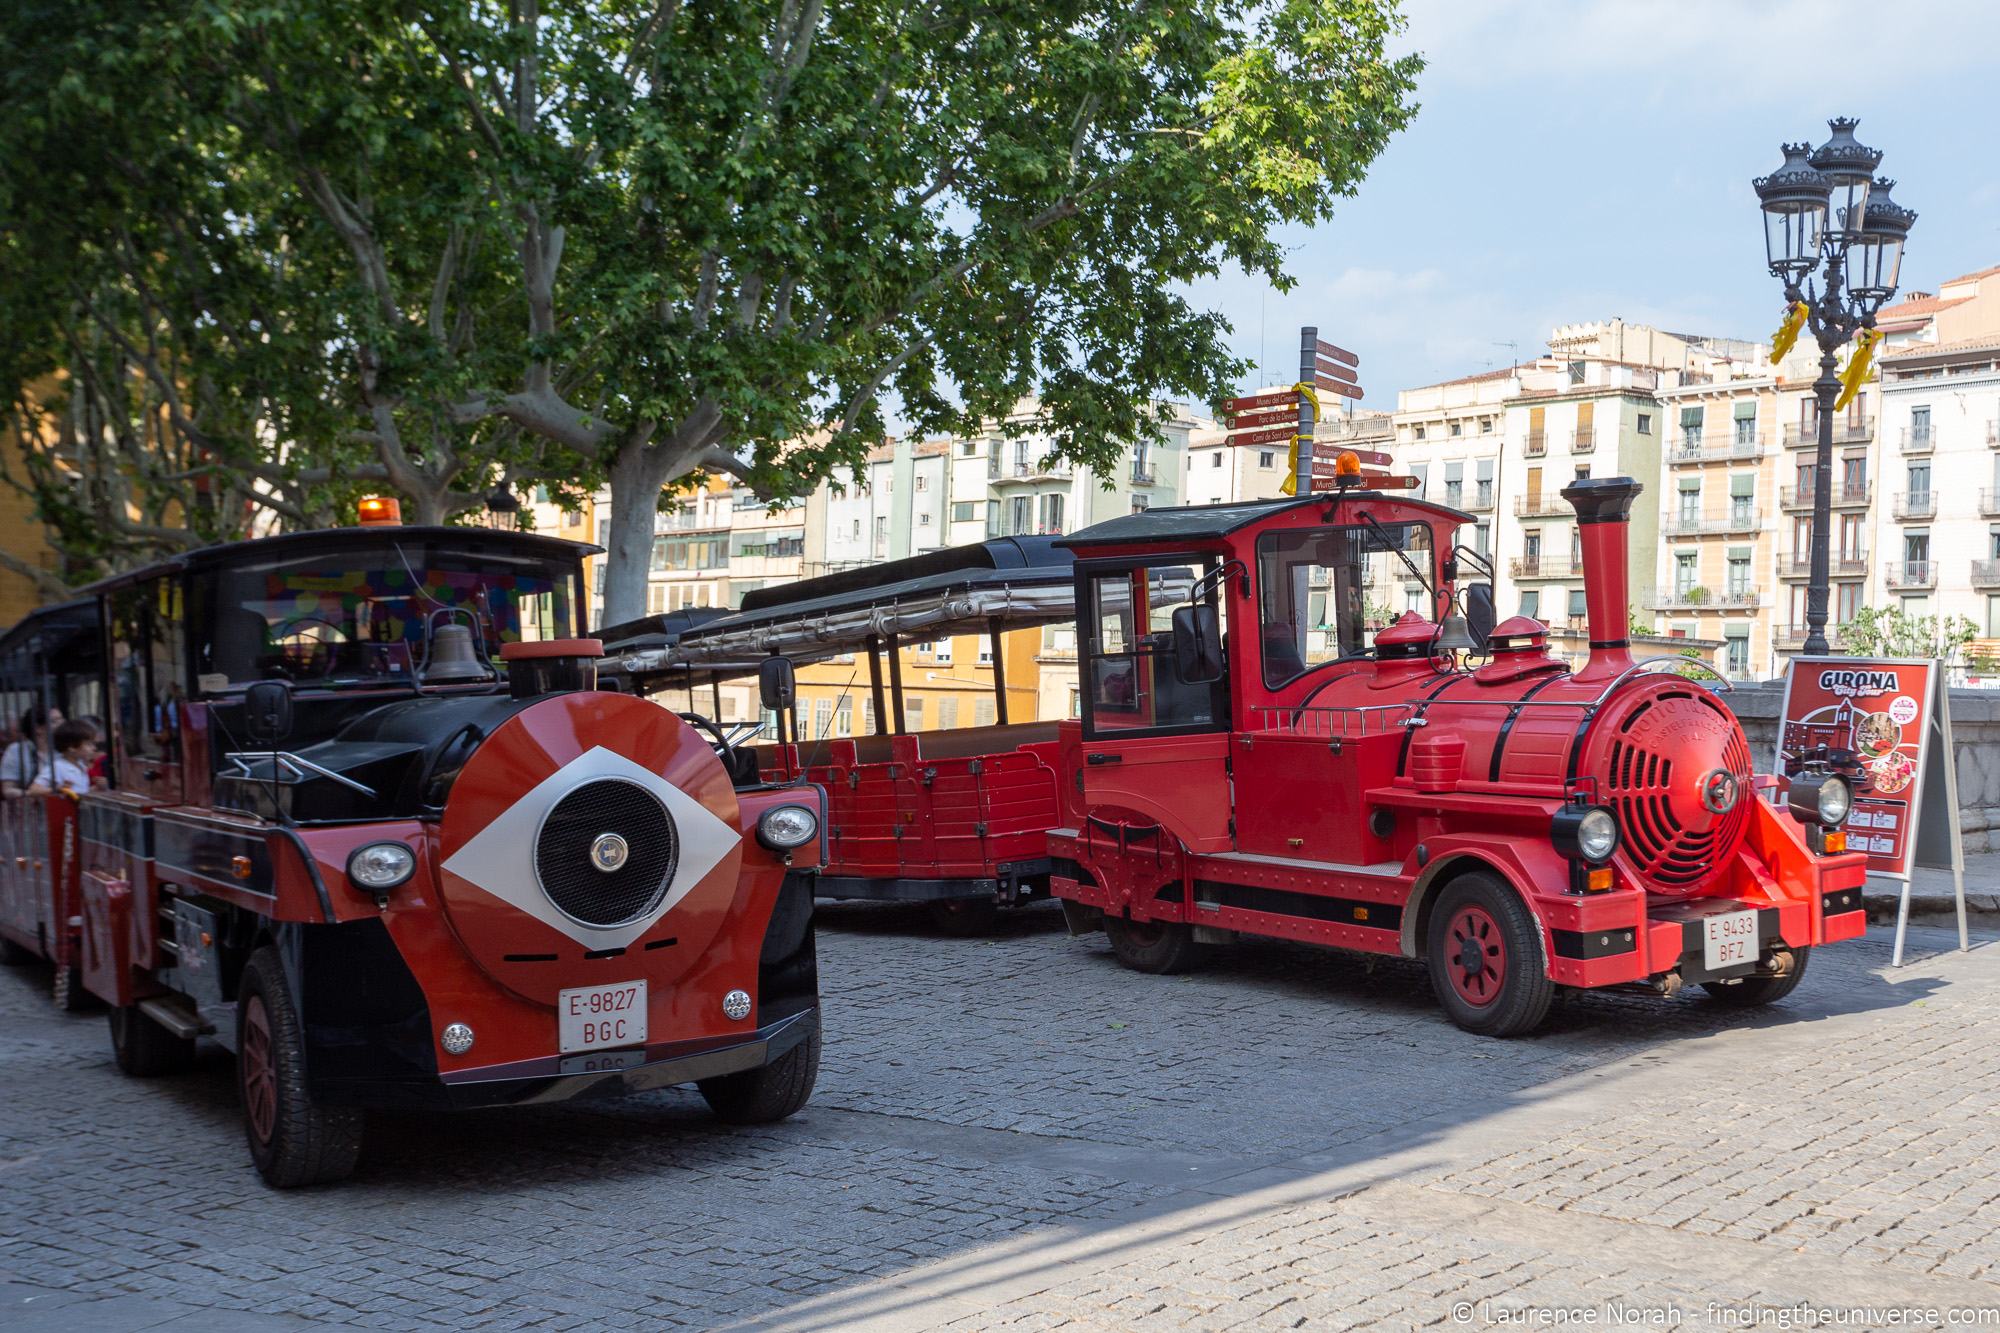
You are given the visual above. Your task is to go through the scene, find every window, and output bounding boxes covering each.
[933,637,953,664]
[1568,360,1586,385]
[974,697,996,727]
[653,533,730,571]
[1519,590,1540,619]
[939,698,959,730]
[1908,463,1931,501]
[1989,596,2000,640]
[813,698,833,738]
[1410,463,1429,498]
[852,519,862,539]
[1729,474,1755,525]
[729,528,806,559]
[1725,629,1750,677]
[952,501,975,522]
[905,699,925,730]
[1038,492,1065,534]
[874,516,888,536]
[1444,462,1463,509]
[915,475,929,492]
[1258,451,1275,469]
[1480,417,1494,434]
[1211,452,1224,468]
[960,440,976,457]
[1734,401,1757,444]
[1130,496,1150,515]
[1474,523,1489,556]
[1678,479,1701,524]
[1256,522,1433,685]
[1567,588,1587,622]
[1636,413,1652,435]
[835,697,852,737]
[1675,553,1697,595]
[1414,424,1427,440]
[1476,459,1494,508]
[1726,552,1751,596]
[977,636,993,664]
[1449,421,1463,437]
[1008,495,1031,533]
[1837,583,1863,621]
[918,511,932,526]
[862,699,875,734]
[1085,562,1225,732]
[111,579,188,768]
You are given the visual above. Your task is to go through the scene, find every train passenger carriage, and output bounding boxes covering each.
[606,539,1074,932]
[0,520,823,1185]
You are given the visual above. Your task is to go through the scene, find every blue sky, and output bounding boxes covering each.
[1188,0,2000,406]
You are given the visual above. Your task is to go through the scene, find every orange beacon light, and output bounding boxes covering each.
[356,496,403,528]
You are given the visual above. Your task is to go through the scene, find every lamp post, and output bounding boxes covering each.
[1754,118,1915,656]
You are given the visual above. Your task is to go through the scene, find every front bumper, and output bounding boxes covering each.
[1549,883,1867,988]
[315,1007,818,1111]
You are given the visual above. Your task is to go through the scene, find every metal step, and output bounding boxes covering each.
[137,997,209,1040]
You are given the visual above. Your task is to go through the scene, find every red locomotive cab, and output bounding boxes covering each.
[1049,476,1867,1036]
[5,526,821,1187]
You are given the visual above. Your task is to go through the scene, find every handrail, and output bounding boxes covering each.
[224,751,378,799]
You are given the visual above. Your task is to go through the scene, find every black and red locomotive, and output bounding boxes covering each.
[0,517,822,1185]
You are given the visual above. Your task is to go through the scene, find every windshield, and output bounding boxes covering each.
[1256,522,1435,686]
[196,542,580,693]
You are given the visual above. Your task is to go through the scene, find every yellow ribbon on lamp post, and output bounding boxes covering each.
[1834,327,1881,412]
[1279,381,1322,498]
[1770,300,1810,362]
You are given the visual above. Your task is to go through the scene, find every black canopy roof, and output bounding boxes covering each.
[1057,492,1475,550]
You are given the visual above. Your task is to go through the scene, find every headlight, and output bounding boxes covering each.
[1577,808,1619,862]
[347,841,416,890]
[756,804,819,850]
[1815,774,1852,827]
[1551,803,1619,864]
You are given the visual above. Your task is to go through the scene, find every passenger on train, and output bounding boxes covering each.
[0,706,61,798]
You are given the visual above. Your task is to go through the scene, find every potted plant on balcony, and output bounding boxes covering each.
[1682,586,1710,606]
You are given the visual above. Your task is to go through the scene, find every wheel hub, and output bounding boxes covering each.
[1445,905,1506,1008]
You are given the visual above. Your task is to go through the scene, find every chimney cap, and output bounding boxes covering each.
[1561,476,1643,525]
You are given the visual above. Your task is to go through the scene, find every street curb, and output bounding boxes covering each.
[1864,892,1999,921]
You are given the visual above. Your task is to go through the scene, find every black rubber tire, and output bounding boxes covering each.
[698,1012,821,1125]
[0,934,34,965]
[1104,915,1200,975]
[1703,946,1811,1007]
[236,947,364,1188]
[52,963,95,1012]
[109,1003,197,1077]
[1425,872,1555,1038]
[925,897,999,936]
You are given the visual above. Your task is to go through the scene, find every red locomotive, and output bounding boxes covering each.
[619,469,1865,1036]
[0,518,822,1185]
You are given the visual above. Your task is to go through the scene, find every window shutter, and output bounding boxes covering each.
[1730,474,1755,497]
[1733,401,1757,421]
[1444,462,1463,481]
[1678,477,1700,493]
[1680,406,1703,428]
[1576,402,1594,430]
[1476,459,1495,481]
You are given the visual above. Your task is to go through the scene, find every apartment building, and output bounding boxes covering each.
[1181,409,1393,505]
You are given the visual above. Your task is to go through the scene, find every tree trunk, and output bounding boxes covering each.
[409,485,451,526]
[600,444,673,627]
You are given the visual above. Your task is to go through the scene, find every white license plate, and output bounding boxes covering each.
[1702,910,1759,972]
[558,980,647,1054]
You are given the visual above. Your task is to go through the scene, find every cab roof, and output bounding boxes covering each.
[73,525,602,597]
[1057,492,1475,551]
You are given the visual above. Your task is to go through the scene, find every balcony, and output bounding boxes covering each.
[1459,485,1496,513]
[1900,426,1935,455]
[1669,434,1764,464]
[1129,462,1158,487]
[1571,427,1595,453]
[1982,490,2000,518]
[1775,624,1844,651]
[1780,482,1871,511]
[1975,561,2000,591]
[1664,508,1761,538]
[1525,431,1546,457]
[1776,550,1868,580]
[1514,494,1570,518]
[1885,560,1936,590]
[1892,491,1936,521]
[991,456,1073,484]
[1784,417,1874,447]
[1510,557,1579,581]
[1650,587,1762,610]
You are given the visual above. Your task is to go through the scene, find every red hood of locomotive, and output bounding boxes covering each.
[1574,676,1755,897]
[432,692,744,1003]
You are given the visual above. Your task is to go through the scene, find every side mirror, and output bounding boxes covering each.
[1171,605,1225,684]
[243,679,293,744]
[1464,583,1496,651]
[758,656,796,712]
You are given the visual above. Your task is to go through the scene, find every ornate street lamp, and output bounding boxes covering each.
[1754,118,1914,657]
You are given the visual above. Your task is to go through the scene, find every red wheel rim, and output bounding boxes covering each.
[241,994,277,1146]
[1445,905,1506,1007]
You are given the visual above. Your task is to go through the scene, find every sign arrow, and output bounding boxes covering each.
[1315,340,1359,368]
[1223,406,1298,431]
[1225,425,1301,448]
[1315,357,1358,384]
[1221,390,1297,416]
[1315,377,1364,400]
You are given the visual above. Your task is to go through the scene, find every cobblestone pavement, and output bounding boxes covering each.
[2,904,1996,1331]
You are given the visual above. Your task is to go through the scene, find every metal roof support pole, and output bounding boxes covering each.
[988,616,1009,725]
[866,634,888,735]
[886,633,906,734]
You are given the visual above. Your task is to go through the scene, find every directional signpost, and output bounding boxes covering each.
[1217,328,1379,496]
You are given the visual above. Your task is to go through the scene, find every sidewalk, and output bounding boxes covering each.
[1865,847,1998,920]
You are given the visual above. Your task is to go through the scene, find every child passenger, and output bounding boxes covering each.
[30,720,101,797]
